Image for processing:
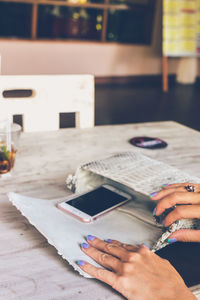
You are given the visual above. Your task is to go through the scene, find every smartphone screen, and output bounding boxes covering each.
[66,186,128,217]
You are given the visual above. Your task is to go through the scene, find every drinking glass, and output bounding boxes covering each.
[0,117,21,176]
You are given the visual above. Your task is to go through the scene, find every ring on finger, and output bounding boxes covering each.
[184,185,195,192]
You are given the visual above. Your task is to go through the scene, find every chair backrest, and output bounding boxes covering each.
[0,75,94,132]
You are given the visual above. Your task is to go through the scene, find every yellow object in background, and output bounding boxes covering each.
[163,29,180,40]
[163,41,179,54]
[181,40,196,52]
[163,0,200,56]
[164,0,179,13]
[163,15,179,27]
[180,1,196,10]
[181,14,195,26]
[181,28,195,39]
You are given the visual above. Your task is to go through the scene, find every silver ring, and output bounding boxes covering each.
[184,185,195,192]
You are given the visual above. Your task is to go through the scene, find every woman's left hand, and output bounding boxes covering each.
[76,236,195,300]
[150,182,200,243]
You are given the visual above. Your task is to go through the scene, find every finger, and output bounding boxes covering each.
[162,183,191,189]
[80,242,122,272]
[76,260,117,287]
[163,205,200,227]
[121,243,149,252]
[105,239,139,252]
[155,192,200,216]
[85,236,130,261]
[168,229,200,243]
[150,187,186,201]
[162,183,200,192]
[123,244,140,251]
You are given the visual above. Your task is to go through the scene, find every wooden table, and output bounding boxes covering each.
[1,121,200,299]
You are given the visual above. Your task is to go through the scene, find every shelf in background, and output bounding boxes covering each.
[0,0,155,44]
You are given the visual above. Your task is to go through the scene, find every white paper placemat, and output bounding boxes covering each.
[8,192,162,278]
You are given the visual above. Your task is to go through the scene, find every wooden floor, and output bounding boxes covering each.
[95,81,200,131]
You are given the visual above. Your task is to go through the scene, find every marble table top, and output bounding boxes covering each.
[0,121,200,299]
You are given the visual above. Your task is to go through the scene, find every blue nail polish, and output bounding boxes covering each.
[81,242,90,249]
[167,238,177,244]
[162,184,169,187]
[153,207,157,216]
[143,243,149,248]
[150,192,158,198]
[105,239,112,243]
[86,235,95,241]
[76,260,85,266]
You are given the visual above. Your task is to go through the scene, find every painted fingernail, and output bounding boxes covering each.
[86,235,96,241]
[153,207,157,216]
[105,239,112,243]
[150,192,158,198]
[143,243,149,248]
[162,220,165,226]
[167,238,177,244]
[76,260,85,266]
[162,184,169,187]
[81,242,90,249]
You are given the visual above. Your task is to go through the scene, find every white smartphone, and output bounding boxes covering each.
[57,184,132,223]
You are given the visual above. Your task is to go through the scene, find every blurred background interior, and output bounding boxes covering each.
[0,0,200,131]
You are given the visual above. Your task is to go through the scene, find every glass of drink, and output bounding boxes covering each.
[0,117,21,176]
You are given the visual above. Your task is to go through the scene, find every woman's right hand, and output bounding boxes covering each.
[77,236,196,300]
[150,183,200,243]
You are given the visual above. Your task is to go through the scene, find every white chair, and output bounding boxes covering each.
[0,75,94,132]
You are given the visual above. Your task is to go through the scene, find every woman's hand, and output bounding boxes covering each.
[150,182,200,243]
[76,236,195,300]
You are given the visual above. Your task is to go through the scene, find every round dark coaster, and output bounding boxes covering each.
[129,136,168,149]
